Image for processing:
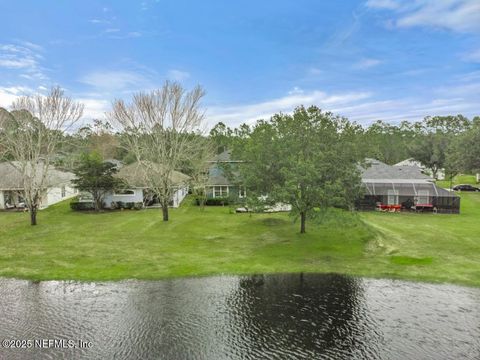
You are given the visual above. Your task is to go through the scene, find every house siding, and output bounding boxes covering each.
[102,186,189,208]
[172,186,189,207]
[44,185,77,208]
[104,189,144,207]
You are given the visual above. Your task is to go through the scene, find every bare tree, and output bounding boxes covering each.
[0,87,84,225]
[110,81,207,221]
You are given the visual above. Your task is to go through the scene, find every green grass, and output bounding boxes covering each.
[436,174,478,189]
[0,194,479,287]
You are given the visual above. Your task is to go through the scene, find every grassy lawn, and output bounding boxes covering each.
[436,174,478,189]
[0,194,479,286]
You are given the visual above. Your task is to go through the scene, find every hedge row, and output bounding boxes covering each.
[70,201,143,211]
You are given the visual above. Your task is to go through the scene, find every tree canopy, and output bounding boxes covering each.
[72,152,125,211]
[233,106,364,233]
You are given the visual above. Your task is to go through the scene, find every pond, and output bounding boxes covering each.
[0,274,479,359]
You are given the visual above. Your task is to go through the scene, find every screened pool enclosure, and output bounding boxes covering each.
[357,181,460,213]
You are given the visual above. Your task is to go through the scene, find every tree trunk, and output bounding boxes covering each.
[300,211,306,234]
[94,193,102,212]
[30,208,37,226]
[162,203,169,221]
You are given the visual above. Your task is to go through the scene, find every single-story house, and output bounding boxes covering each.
[357,159,460,213]
[0,161,77,210]
[205,150,246,199]
[86,162,190,208]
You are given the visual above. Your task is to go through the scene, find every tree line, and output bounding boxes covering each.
[0,84,478,232]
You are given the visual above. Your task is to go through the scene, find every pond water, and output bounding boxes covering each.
[0,274,479,359]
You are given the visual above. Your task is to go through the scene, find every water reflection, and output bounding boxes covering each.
[0,274,479,359]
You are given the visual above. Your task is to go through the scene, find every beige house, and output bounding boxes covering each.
[0,162,77,210]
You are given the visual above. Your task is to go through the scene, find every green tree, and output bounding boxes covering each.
[236,106,363,233]
[410,115,471,179]
[209,122,233,154]
[362,120,416,164]
[72,152,124,211]
[447,116,480,175]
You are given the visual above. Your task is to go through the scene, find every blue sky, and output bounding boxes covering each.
[0,0,479,128]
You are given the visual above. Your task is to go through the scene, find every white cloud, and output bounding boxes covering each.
[167,69,190,81]
[80,70,149,92]
[308,67,323,76]
[367,0,480,33]
[354,58,382,69]
[0,86,110,129]
[88,19,109,24]
[365,0,399,10]
[0,57,37,69]
[207,88,372,127]
[0,86,35,108]
[463,49,480,63]
[77,98,110,123]
[206,78,480,129]
[107,31,143,40]
[0,43,48,80]
[18,41,44,52]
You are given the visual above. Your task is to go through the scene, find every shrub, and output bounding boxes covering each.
[111,201,143,210]
[205,197,230,206]
[70,201,95,211]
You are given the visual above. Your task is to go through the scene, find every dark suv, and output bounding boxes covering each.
[452,184,480,192]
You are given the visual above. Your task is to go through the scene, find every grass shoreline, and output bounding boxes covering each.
[0,193,479,287]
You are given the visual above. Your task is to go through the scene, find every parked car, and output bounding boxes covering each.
[452,184,480,192]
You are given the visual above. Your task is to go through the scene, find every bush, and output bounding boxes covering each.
[70,201,95,211]
[204,197,230,206]
[110,201,143,210]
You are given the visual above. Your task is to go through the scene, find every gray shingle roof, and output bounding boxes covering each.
[206,165,232,185]
[361,159,432,181]
[0,162,74,190]
[116,162,190,188]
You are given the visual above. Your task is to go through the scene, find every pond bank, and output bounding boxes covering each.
[0,193,479,286]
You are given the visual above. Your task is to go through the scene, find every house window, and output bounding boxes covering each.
[213,186,228,198]
[114,189,135,196]
[239,187,246,198]
[416,190,430,204]
[61,186,66,198]
[387,190,399,205]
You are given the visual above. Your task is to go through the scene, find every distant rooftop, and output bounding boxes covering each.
[0,162,74,190]
[208,150,242,163]
[361,159,432,182]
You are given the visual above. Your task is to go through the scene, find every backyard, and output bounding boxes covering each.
[0,192,479,286]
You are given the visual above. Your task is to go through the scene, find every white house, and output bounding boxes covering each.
[96,162,190,208]
[0,162,77,210]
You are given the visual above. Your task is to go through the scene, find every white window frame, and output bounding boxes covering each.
[213,186,229,198]
[416,190,430,204]
[387,189,399,205]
